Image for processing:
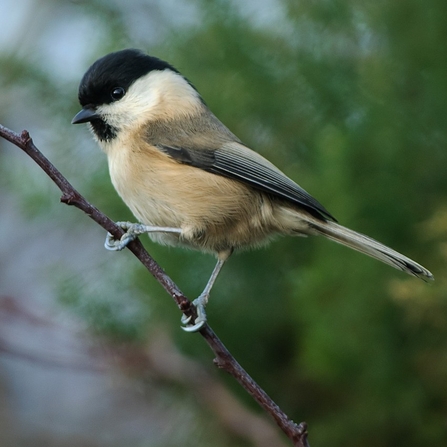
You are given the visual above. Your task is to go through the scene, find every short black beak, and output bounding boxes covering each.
[72,107,100,124]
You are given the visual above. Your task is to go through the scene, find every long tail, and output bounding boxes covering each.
[308,219,433,281]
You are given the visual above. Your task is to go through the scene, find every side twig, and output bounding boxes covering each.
[0,124,309,447]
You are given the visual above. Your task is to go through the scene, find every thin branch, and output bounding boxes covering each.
[0,124,309,447]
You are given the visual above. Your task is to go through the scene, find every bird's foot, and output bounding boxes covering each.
[105,222,182,251]
[181,294,208,332]
[105,221,144,251]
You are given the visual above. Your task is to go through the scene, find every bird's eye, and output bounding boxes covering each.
[110,87,125,101]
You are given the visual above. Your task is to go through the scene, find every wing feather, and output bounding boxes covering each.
[157,141,335,221]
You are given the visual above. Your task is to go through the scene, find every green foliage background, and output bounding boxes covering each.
[1,0,446,446]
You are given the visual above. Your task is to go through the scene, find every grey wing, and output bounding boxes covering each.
[157,141,336,221]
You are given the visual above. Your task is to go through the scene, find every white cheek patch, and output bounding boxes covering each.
[96,70,202,132]
[96,85,158,130]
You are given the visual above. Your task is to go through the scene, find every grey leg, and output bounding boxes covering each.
[105,221,182,251]
[181,257,227,332]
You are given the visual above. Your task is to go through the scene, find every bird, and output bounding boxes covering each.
[72,48,433,332]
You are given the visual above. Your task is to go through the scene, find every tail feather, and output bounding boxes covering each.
[309,220,433,281]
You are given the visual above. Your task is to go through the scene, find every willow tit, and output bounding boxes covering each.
[72,49,433,332]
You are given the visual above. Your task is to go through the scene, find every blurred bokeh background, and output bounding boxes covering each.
[1,0,446,446]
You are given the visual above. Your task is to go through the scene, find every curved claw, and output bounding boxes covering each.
[180,296,208,333]
[104,232,135,251]
[181,319,206,332]
[180,314,192,325]
[105,232,120,251]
